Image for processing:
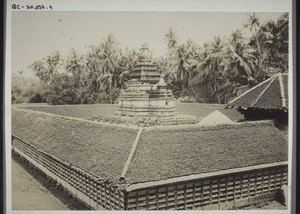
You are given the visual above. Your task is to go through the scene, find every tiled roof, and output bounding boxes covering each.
[12,107,287,186]
[227,73,288,110]
[12,108,138,182]
[125,121,288,184]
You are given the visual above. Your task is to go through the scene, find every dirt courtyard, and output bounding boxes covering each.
[12,155,91,210]
[12,158,69,210]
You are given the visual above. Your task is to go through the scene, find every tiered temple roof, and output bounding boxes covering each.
[128,46,161,84]
[115,46,177,124]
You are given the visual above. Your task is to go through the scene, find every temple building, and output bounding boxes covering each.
[11,47,289,210]
[115,46,177,124]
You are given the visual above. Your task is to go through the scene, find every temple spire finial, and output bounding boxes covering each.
[139,43,152,60]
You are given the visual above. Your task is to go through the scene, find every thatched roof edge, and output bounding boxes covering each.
[142,120,275,132]
[13,107,139,130]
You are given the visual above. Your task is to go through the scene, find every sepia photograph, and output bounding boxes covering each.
[5,0,293,212]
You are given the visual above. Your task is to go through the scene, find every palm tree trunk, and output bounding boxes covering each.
[256,35,263,59]
[181,79,185,91]
[109,77,112,104]
[224,87,227,104]
[190,84,196,95]
[114,75,117,89]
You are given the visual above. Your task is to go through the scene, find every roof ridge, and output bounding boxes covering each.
[120,128,144,183]
[278,73,287,108]
[13,107,139,130]
[250,75,277,107]
[276,72,288,77]
[15,103,117,108]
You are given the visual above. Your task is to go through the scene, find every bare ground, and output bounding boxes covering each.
[12,153,91,210]
[240,200,287,210]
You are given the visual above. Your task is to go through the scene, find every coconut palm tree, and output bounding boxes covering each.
[223,30,258,84]
[95,33,122,103]
[86,45,103,95]
[29,51,63,85]
[244,13,263,58]
[65,49,86,88]
[45,51,63,77]
[192,36,225,103]
[165,42,195,91]
[118,47,139,89]
[164,28,178,50]
[258,13,289,75]
[29,60,47,81]
[99,33,121,89]
[164,32,198,92]
[220,30,259,100]
[164,28,181,87]
[98,72,113,103]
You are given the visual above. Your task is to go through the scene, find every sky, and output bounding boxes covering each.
[11,11,284,77]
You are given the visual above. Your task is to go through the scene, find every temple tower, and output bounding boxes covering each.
[115,45,177,124]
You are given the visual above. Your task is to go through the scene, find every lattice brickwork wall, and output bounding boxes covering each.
[126,166,288,210]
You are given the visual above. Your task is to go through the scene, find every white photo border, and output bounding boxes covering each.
[5,0,294,214]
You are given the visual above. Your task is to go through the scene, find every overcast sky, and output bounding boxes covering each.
[11,11,284,77]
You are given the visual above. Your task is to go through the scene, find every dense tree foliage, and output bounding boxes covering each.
[12,71,46,103]
[12,13,288,105]
[163,13,288,103]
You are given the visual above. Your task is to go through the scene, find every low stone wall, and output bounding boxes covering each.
[12,136,125,210]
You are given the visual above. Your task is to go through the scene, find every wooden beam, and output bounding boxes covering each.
[278,73,287,108]
[120,128,144,181]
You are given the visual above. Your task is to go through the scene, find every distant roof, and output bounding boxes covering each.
[12,108,138,182]
[227,73,288,110]
[125,121,288,184]
[18,103,244,122]
[198,110,233,125]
